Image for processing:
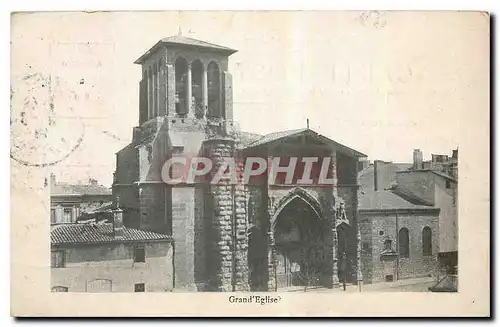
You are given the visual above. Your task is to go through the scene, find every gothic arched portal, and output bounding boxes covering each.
[272,194,328,289]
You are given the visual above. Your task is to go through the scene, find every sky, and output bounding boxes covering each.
[11,11,488,187]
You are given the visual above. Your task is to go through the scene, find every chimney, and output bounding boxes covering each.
[413,149,423,170]
[113,196,124,238]
[50,173,57,187]
[374,160,380,191]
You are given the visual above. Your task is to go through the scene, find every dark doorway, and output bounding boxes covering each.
[337,223,353,283]
[273,196,326,289]
[248,226,268,291]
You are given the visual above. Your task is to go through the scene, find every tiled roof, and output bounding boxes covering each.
[236,131,263,148]
[245,128,307,148]
[135,35,237,64]
[432,170,458,182]
[359,189,434,211]
[51,183,112,196]
[51,224,173,245]
[243,128,366,157]
[160,35,237,53]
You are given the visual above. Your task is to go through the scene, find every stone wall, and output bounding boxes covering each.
[51,241,174,292]
[204,138,250,291]
[359,210,439,284]
[171,186,196,290]
[247,185,268,290]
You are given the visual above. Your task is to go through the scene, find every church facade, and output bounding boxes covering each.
[112,35,367,291]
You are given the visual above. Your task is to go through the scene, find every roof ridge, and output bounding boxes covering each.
[180,35,234,50]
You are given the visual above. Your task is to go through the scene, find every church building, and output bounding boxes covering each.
[112,35,367,291]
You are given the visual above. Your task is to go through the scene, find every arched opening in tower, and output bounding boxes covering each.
[207,61,221,118]
[152,62,158,117]
[175,57,188,116]
[273,197,327,289]
[191,60,204,119]
[147,66,153,119]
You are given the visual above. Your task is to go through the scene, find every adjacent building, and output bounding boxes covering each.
[50,174,113,224]
[359,161,440,284]
[51,206,174,292]
[397,150,458,274]
[359,149,458,282]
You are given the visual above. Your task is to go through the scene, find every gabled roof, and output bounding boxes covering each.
[245,128,307,149]
[135,35,237,64]
[51,223,173,245]
[51,183,112,197]
[359,189,436,212]
[236,131,263,148]
[243,128,367,158]
[358,162,438,212]
[396,169,458,183]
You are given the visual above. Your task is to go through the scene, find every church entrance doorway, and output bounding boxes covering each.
[273,195,327,290]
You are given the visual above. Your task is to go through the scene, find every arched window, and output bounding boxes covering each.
[153,63,158,117]
[422,226,432,256]
[51,286,68,292]
[86,279,112,293]
[158,59,163,116]
[174,57,189,116]
[398,227,409,258]
[147,67,153,119]
[191,60,204,118]
[207,61,221,118]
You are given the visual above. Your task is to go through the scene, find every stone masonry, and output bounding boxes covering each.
[113,35,366,292]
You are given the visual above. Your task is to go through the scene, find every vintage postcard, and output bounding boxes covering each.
[10,11,490,317]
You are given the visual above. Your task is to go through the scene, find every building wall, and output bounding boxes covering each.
[360,210,439,284]
[395,170,458,255]
[434,176,458,253]
[171,186,197,290]
[373,161,398,191]
[396,171,436,205]
[115,144,139,185]
[51,242,174,292]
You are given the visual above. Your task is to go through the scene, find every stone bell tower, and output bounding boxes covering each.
[134,34,237,124]
[113,34,249,292]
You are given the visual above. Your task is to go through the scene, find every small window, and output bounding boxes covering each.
[51,251,66,268]
[87,279,112,293]
[398,228,410,258]
[379,230,384,236]
[134,283,145,292]
[63,208,73,223]
[247,200,254,225]
[362,242,370,253]
[422,226,432,256]
[133,246,146,263]
[384,239,392,251]
[51,286,68,292]
[50,209,56,224]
